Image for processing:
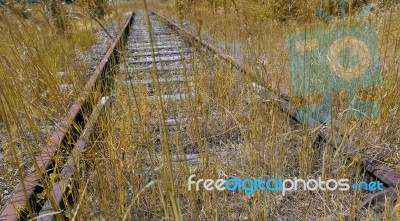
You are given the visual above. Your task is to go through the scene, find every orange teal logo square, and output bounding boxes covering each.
[286,25,382,124]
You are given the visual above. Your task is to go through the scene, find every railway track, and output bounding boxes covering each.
[0,10,399,220]
[121,11,200,129]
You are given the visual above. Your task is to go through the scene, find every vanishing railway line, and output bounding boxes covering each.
[0,10,399,220]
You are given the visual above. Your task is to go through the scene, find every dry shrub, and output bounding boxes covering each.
[76,0,111,19]
[48,0,70,32]
[321,0,370,17]
[173,0,194,23]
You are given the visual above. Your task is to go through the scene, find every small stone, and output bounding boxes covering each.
[57,72,66,77]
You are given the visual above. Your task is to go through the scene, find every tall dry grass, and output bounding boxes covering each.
[0,0,399,220]
[67,1,400,220]
[0,0,119,219]
[115,0,400,220]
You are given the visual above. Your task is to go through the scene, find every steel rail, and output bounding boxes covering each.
[36,96,113,221]
[0,12,135,221]
[152,11,400,209]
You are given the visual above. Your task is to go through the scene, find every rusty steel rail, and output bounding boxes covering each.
[0,13,135,221]
[152,11,400,209]
[36,96,112,221]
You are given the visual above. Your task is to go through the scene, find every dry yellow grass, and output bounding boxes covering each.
[62,1,399,220]
[0,0,399,220]
[0,1,109,215]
